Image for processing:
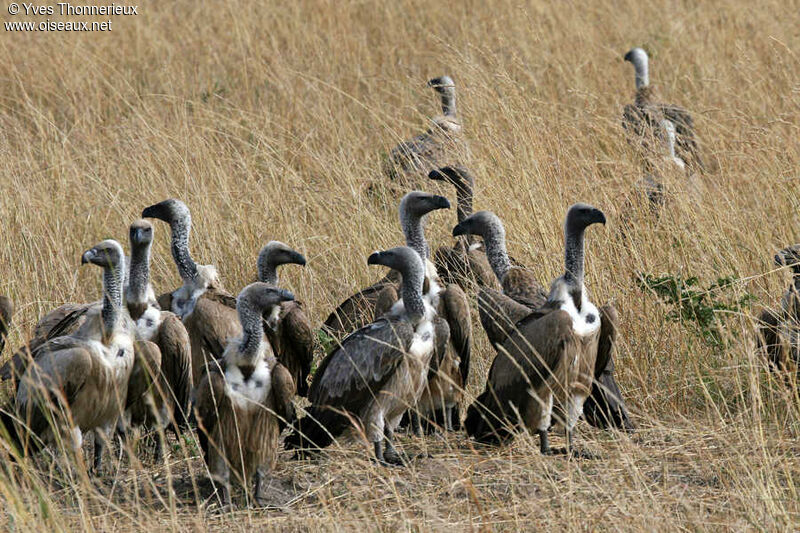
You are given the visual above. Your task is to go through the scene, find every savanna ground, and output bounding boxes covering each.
[1,0,799,530]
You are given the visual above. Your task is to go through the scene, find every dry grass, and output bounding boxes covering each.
[1,0,799,530]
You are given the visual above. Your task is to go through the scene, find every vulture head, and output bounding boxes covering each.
[400,191,450,219]
[565,203,606,236]
[142,198,191,226]
[452,210,502,240]
[129,219,154,249]
[82,239,125,269]
[368,246,424,281]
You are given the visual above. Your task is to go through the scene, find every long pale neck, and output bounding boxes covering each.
[483,222,511,283]
[401,212,430,260]
[169,219,198,282]
[441,89,456,117]
[258,262,279,286]
[564,228,586,290]
[101,259,125,340]
[127,245,151,303]
[237,301,265,361]
[632,54,649,90]
[400,266,425,322]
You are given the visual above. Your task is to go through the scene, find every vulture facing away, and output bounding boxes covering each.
[194,283,296,506]
[286,247,437,465]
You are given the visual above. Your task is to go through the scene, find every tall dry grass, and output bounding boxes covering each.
[0,0,799,530]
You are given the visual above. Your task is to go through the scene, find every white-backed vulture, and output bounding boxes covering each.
[256,241,315,397]
[383,76,469,187]
[121,220,192,458]
[452,210,547,349]
[286,247,437,465]
[193,283,297,506]
[465,204,612,454]
[757,245,800,383]
[3,240,136,472]
[142,199,240,386]
[427,166,500,291]
[0,295,12,357]
[623,47,706,173]
[370,191,471,434]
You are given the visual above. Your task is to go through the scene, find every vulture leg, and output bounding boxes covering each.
[566,429,597,460]
[410,410,423,437]
[92,428,108,475]
[382,427,408,466]
[583,305,635,432]
[537,429,559,456]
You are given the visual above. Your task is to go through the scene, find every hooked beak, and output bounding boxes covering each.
[624,50,634,62]
[367,251,383,266]
[428,168,447,181]
[594,209,607,226]
[290,250,307,267]
[452,222,467,237]
[81,249,96,265]
[434,195,451,210]
[142,203,168,222]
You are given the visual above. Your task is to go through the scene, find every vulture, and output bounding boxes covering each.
[2,240,136,472]
[465,204,622,453]
[286,247,437,465]
[142,199,240,386]
[757,245,800,382]
[452,210,547,350]
[622,47,706,173]
[455,211,634,432]
[383,76,469,187]
[0,295,12,356]
[427,166,500,291]
[194,283,296,507]
[256,241,315,397]
[370,191,471,433]
[121,219,193,458]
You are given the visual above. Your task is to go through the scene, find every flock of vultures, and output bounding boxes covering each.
[0,48,795,507]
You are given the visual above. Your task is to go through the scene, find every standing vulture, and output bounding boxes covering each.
[142,199,240,386]
[2,240,136,472]
[370,191,471,433]
[427,166,499,291]
[121,220,193,457]
[0,295,12,357]
[757,245,800,383]
[455,211,634,432]
[623,47,706,173]
[256,241,315,397]
[383,76,470,188]
[286,247,437,465]
[193,283,296,507]
[465,204,622,453]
